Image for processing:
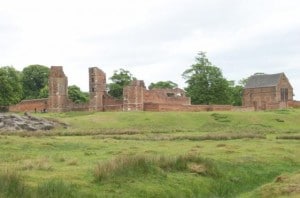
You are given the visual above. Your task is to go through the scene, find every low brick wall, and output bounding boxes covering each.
[104,105,123,111]
[104,95,123,111]
[68,102,89,111]
[210,105,232,111]
[288,100,300,108]
[144,103,233,112]
[9,99,48,112]
[266,102,280,110]
[144,103,159,111]
[232,106,255,112]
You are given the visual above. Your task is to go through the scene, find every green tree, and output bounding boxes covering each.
[227,80,243,106]
[238,78,249,87]
[148,81,178,90]
[182,52,230,105]
[0,66,23,106]
[38,85,49,98]
[22,64,50,99]
[108,68,135,99]
[68,85,89,104]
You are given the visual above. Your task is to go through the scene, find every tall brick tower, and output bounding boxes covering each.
[123,80,145,111]
[89,67,106,111]
[48,66,68,112]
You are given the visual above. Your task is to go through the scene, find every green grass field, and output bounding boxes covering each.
[0,109,299,197]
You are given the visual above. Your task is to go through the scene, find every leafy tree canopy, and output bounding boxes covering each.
[148,81,178,90]
[182,52,230,105]
[22,64,50,99]
[68,85,89,104]
[38,85,49,99]
[108,68,135,99]
[227,81,243,106]
[0,66,23,106]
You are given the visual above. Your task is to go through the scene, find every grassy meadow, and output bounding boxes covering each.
[0,109,299,197]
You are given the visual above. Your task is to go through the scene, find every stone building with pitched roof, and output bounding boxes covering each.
[242,73,293,110]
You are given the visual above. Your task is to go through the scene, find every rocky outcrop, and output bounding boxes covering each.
[0,113,55,131]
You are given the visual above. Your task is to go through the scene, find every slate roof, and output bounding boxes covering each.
[244,73,283,89]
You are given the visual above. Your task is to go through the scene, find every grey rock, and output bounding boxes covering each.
[0,113,55,132]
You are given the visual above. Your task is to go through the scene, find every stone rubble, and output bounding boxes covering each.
[0,113,55,131]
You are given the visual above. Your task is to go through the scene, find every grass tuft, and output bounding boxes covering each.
[67,159,78,166]
[22,158,53,171]
[94,154,220,182]
[0,170,27,198]
[211,113,231,122]
[36,179,78,198]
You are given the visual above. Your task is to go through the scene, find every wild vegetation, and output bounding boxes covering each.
[0,109,299,197]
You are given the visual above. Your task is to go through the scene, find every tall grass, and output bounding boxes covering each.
[93,154,300,197]
[94,154,220,182]
[36,180,78,198]
[0,171,92,198]
[209,162,300,198]
[0,170,27,198]
[93,132,266,141]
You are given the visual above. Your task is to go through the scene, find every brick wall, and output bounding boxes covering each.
[288,100,300,108]
[143,103,159,111]
[243,74,294,111]
[89,67,106,111]
[9,99,48,112]
[48,66,69,112]
[144,103,233,112]
[276,74,293,102]
[123,80,145,111]
[103,94,123,111]
[243,87,276,110]
[68,101,89,111]
[144,88,190,105]
[232,106,255,112]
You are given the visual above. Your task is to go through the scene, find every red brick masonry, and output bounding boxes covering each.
[9,67,297,112]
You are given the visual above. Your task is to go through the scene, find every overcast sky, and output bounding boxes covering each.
[1,0,299,99]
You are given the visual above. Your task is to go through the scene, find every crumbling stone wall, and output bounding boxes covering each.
[48,66,69,112]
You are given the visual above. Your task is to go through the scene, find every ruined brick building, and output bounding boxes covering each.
[9,67,299,112]
[242,73,294,110]
[46,66,191,112]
